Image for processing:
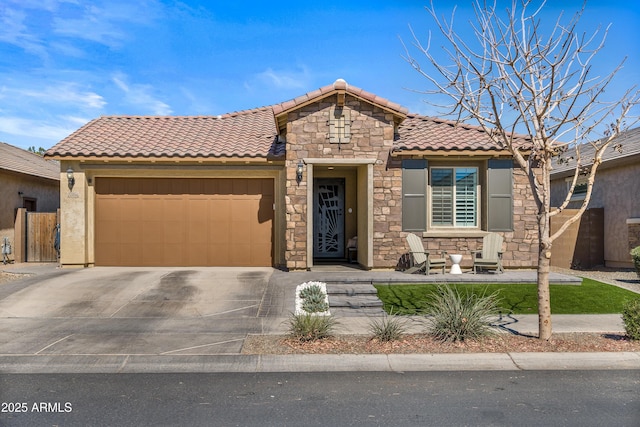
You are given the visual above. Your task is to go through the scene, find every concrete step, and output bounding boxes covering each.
[329,295,384,308]
[326,284,378,295]
[330,307,387,317]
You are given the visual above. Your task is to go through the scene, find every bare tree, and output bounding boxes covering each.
[404,0,639,339]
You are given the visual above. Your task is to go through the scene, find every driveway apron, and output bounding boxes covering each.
[0,267,273,356]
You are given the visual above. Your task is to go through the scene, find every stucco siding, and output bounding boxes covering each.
[0,169,59,262]
[551,160,640,268]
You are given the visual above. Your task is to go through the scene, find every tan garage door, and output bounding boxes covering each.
[95,178,274,267]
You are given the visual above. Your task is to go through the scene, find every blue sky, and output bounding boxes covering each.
[1,0,638,150]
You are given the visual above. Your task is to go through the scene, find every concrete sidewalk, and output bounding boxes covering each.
[0,263,638,373]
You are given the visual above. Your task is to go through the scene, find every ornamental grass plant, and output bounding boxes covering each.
[286,313,338,342]
[423,285,501,342]
[368,310,409,342]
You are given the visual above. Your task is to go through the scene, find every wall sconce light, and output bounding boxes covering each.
[66,167,75,191]
[296,161,304,184]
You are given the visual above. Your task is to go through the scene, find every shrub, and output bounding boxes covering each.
[423,285,501,342]
[299,284,330,313]
[622,298,640,340]
[368,312,409,342]
[286,313,338,342]
[631,246,640,279]
[299,284,324,299]
[302,298,330,314]
[296,281,330,315]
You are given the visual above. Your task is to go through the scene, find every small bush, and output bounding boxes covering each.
[286,313,338,342]
[368,312,408,342]
[622,298,640,340]
[299,284,324,300]
[423,285,501,342]
[296,281,330,315]
[631,246,640,278]
[302,298,329,314]
[300,285,329,313]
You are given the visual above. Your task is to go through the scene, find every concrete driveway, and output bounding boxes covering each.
[0,267,276,357]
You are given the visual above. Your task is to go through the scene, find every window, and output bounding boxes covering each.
[568,177,588,201]
[430,167,478,227]
[401,159,513,232]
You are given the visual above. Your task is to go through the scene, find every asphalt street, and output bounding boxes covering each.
[1,370,638,426]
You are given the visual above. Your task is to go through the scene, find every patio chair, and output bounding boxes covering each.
[404,233,447,275]
[472,233,504,274]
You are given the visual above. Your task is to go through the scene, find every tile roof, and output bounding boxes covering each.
[551,126,640,176]
[272,79,409,117]
[0,142,60,181]
[46,107,283,160]
[45,80,530,160]
[393,115,530,153]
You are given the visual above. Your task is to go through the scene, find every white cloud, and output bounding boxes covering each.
[112,73,172,115]
[52,1,162,48]
[255,66,311,90]
[0,7,47,57]
[1,83,106,109]
[0,116,78,141]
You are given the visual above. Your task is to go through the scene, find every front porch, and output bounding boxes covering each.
[304,265,582,285]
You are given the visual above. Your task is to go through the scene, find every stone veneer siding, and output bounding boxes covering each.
[283,94,539,270]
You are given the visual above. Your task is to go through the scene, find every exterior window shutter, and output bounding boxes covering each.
[487,159,513,231]
[402,159,427,231]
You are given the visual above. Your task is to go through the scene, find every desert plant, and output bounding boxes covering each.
[299,284,324,299]
[622,298,640,340]
[368,311,409,342]
[299,284,330,313]
[423,285,501,342]
[302,298,329,314]
[286,313,338,342]
[296,281,330,315]
[631,246,640,278]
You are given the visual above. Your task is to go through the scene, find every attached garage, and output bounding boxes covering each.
[95,177,274,267]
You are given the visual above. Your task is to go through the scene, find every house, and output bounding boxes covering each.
[45,79,538,270]
[0,142,60,263]
[550,127,640,269]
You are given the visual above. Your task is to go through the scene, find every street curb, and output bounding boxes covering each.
[0,352,638,374]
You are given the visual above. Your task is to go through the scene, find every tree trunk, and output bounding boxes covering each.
[537,213,553,340]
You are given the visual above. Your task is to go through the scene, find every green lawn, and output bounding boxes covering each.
[374,279,640,315]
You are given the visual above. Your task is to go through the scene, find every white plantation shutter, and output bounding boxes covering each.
[431,168,453,226]
[431,167,478,227]
[455,168,477,227]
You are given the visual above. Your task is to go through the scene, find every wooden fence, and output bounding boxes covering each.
[13,208,59,263]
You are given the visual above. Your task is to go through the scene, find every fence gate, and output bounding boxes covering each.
[26,212,58,262]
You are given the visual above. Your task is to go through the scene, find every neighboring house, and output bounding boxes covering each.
[0,142,60,262]
[45,79,538,270]
[550,127,640,269]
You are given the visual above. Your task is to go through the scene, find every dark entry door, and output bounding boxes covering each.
[313,178,345,259]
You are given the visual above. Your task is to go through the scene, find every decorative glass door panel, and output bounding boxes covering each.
[313,179,345,258]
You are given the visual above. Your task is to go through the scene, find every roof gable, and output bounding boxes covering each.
[272,79,409,118]
[0,142,60,181]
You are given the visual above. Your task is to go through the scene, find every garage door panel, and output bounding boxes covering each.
[96,178,273,266]
[144,199,164,221]
[120,221,142,244]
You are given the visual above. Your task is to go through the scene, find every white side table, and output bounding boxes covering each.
[449,254,463,274]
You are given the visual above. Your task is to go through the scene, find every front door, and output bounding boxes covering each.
[313,178,345,259]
